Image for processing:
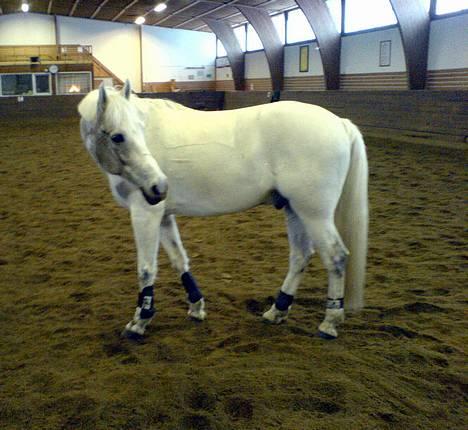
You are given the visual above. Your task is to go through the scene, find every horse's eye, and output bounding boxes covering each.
[111,134,124,144]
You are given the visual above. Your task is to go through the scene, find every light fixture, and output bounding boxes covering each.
[21,2,29,12]
[135,16,145,25]
[154,3,167,13]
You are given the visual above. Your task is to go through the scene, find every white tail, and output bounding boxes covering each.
[335,119,369,312]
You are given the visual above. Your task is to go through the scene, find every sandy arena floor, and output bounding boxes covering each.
[0,116,466,430]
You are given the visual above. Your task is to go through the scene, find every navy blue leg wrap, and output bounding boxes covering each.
[137,285,155,319]
[326,298,344,310]
[275,291,294,311]
[181,272,203,304]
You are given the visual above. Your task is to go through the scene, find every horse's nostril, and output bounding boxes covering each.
[151,185,160,196]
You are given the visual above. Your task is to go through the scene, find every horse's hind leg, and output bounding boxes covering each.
[299,215,349,339]
[263,207,314,324]
[122,201,164,340]
[160,215,206,320]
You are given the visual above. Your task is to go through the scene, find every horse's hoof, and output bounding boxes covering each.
[262,305,288,324]
[121,328,145,342]
[188,299,206,321]
[318,330,337,340]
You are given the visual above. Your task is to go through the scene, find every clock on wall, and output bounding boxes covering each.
[49,64,59,74]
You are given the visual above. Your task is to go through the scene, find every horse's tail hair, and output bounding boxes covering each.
[336,119,368,312]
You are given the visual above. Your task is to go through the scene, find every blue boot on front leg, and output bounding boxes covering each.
[181,272,206,321]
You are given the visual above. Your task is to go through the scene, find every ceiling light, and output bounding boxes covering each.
[135,16,145,25]
[21,2,29,12]
[154,3,167,13]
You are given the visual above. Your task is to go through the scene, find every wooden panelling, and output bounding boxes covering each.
[244,78,272,91]
[280,90,467,141]
[224,91,273,109]
[225,90,467,142]
[204,18,245,90]
[283,76,326,91]
[92,57,123,86]
[0,63,93,74]
[139,92,225,111]
[0,95,84,119]
[295,0,341,90]
[426,68,468,90]
[340,72,408,90]
[237,6,283,91]
[216,79,236,91]
[0,45,93,64]
[142,81,217,92]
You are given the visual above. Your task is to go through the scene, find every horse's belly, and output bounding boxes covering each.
[161,148,272,216]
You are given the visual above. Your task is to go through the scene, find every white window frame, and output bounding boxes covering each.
[0,73,52,97]
[55,71,92,95]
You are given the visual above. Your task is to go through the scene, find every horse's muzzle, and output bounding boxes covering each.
[141,184,167,206]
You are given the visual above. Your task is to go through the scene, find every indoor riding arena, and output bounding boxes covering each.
[0,1,466,429]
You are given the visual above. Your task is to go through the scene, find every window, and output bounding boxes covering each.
[345,0,397,33]
[35,74,51,95]
[1,74,33,95]
[286,8,315,44]
[56,72,92,95]
[247,24,263,51]
[217,39,227,57]
[272,13,286,44]
[0,73,51,96]
[436,0,468,14]
[234,25,246,52]
[326,0,343,32]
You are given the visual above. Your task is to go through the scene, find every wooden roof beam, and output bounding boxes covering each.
[204,17,245,90]
[90,0,111,19]
[389,0,430,89]
[152,1,203,26]
[111,0,140,22]
[295,0,341,90]
[237,5,283,91]
[69,0,81,17]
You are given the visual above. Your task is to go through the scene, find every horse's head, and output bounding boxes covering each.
[78,80,168,205]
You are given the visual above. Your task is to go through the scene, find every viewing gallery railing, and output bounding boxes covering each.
[0,45,93,64]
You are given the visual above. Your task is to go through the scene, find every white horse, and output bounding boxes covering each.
[78,81,368,340]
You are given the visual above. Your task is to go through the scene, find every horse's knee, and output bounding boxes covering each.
[138,265,156,285]
[321,241,348,277]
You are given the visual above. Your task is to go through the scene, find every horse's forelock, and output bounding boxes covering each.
[78,88,143,130]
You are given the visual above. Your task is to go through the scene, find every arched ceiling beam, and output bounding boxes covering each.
[204,18,245,90]
[236,6,284,91]
[295,0,341,90]
[193,0,281,32]
[173,0,241,29]
[390,0,430,89]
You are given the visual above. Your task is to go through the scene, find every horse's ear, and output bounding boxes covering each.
[122,79,132,100]
[96,83,108,123]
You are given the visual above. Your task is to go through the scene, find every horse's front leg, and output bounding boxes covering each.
[160,215,206,320]
[122,200,164,340]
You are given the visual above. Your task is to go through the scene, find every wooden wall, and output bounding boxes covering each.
[0,95,84,119]
[1,90,466,144]
[224,90,468,143]
[142,81,216,92]
[216,68,468,91]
